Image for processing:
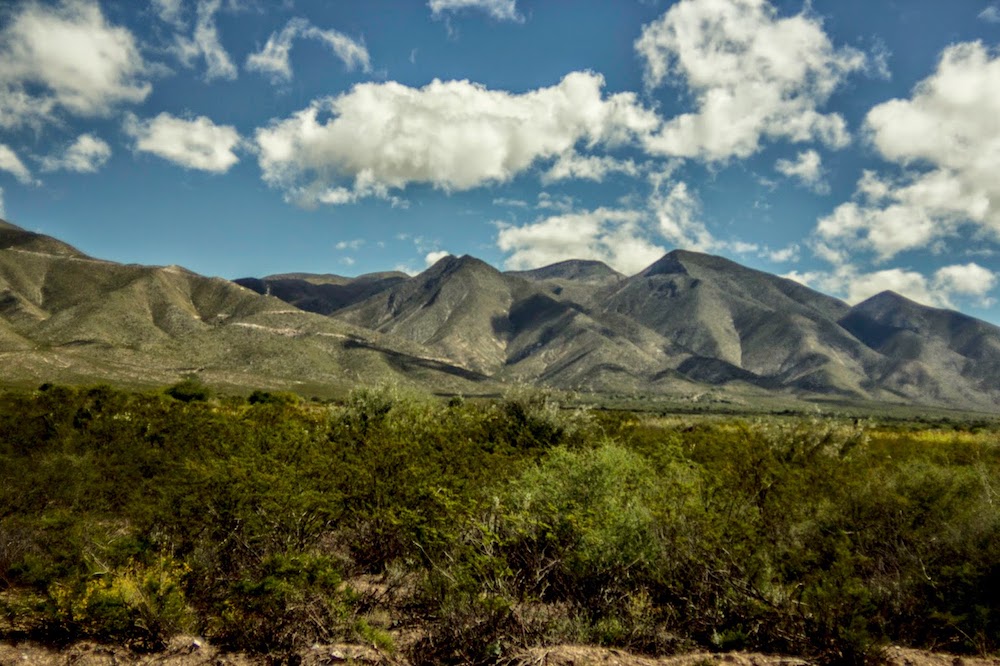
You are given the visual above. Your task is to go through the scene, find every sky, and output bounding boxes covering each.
[1,1,1000,322]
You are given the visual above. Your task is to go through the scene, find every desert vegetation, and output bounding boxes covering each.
[0,383,998,664]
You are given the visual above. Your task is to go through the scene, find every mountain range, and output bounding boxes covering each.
[4,218,1000,411]
[0,219,485,396]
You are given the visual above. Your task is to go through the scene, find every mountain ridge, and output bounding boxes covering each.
[5,219,1000,411]
[0,220,489,396]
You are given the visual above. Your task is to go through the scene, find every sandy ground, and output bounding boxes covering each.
[1,637,999,666]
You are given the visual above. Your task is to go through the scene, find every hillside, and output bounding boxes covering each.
[5,219,1000,410]
[0,221,488,395]
[309,250,1000,410]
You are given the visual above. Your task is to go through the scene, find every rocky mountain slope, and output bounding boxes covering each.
[0,220,487,395]
[234,271,409,315]
[5,218,1000,410]
[279,248,1000,410]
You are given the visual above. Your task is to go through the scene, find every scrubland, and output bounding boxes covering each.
[0,384,998,664]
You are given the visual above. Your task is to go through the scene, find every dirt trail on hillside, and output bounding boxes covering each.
[2,637,1000,666]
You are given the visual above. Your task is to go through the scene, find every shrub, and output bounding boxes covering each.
[212,551,349,655]
[44,556,194,650]
[164,378,211,403]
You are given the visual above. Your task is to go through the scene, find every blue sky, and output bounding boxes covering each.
[2,0,1000,322]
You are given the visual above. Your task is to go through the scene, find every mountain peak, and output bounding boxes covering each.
[852,290,941,317]
[639,249,732,277]
[856,290,907,305]
[639,251,689,277]
[507,259,624,284]
[848,289,994,333]
[425,253,496,277]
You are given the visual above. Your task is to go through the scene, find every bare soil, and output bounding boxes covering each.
[2,638,999,666]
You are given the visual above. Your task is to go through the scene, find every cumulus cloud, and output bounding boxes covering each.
[817,42,1000,259]
[425,250,452,265]
[775,150,829,194]
[843,268,938,306]
[40,134,112,173]
[124,112,242,173]
[785,261,998,309]
[246,18,371,83]
[172,0,238,81]
[542,152,640,184]
[254,71,659,206]
[0,144,36,185]
[636,0,866,161]
[428,0,521,21]
[933,263,998,298]
[497,208,666,274]
[0,0,150,129]
[498,171,796,274]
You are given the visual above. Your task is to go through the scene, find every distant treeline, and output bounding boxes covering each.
[0,383,998,664]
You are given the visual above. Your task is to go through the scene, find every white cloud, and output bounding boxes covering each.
[245,19,300,82]
[124,112,241,173]
[40,134,111,173]
[304,25,371,73]
[254,71,659,206]
[650,179,715,251]
[498,175,778,274]
[636,0,866,161]
[425,250,452,265]
[728,240,759,254]
[0,0,150,129]
[866,42,1000,171]
[153,0,185,27]
[497,207,665,274]
[542,152,639,184]
[0,187,5,219]
[335,239,365,250]
[843,268,937,306]
[766,244,799,263]
[173,0,238,81]
[315,187,359,206]
[428,0,521,21]
[784,261,998,309]
[536,192,576,213]
[980,6,1000,23]
[492,197,528,208]
[775,149,829,194]
[246,18,371,84]
[0,144,36,185]
[817,42,1000,259]
[933,262,997,297]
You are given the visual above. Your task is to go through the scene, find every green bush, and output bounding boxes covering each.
[164,378,211,402]
[213,552,348,655]
[43,556,194,650]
